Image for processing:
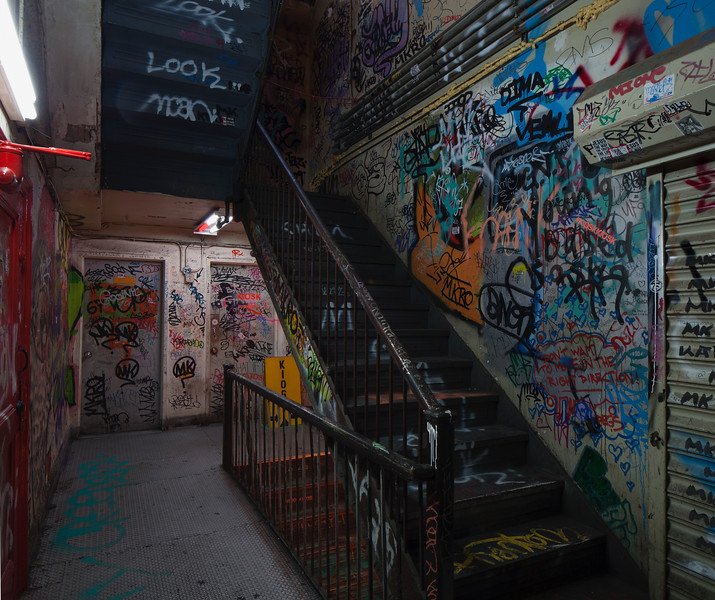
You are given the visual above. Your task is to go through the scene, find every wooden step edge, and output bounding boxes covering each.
[454,477,564,505]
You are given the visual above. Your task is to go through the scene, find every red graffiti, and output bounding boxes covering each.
[424,501,439,600]
[610,19,653,70]
[687,163,715,214]
[609,65,666,100]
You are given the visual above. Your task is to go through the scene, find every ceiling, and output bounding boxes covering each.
[33,0,276,237]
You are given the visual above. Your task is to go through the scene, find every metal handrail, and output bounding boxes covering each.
[227,369,435,482]
[252,121,447,419]
[243,122,456,598]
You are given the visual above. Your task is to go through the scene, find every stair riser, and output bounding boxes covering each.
[350,411,420,440]
[453,541,606,599]
[449,403,499,428]
[297,283,413,305]
[332,365,472,393]
[453,488,563,537]
[275,236,385,261]
[454,441,528,472]
[320,335,449,362]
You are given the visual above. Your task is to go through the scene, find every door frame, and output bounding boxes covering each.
[0,183,31,599]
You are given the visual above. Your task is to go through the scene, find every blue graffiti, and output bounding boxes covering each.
[644,0,715,53]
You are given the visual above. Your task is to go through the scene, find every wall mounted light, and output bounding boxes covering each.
[193,210,233,236]
[0,0,37,121]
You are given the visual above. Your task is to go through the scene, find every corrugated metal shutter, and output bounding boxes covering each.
[334,0,579,151]
[664,156,715,599]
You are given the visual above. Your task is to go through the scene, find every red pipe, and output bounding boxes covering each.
[0,139,92,161]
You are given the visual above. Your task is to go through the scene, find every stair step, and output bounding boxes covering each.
[453,516,606,599]
[434,390,499,428]
[453,466,563,535]
[307,192,359,213]
[522,574,648,599]
[299,279,415,304]
[320,329,450,361]
[330,356,473,392]
[289,257,399,280]
[453,426,528,470]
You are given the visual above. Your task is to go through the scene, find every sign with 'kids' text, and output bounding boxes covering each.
[264,356,301,427]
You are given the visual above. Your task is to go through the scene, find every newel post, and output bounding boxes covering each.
[424,409,454,600]
[222,364,236,471]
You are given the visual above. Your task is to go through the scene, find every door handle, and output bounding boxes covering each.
[17,347,28,374]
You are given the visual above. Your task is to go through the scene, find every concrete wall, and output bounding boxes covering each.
[264,0,715,572]
[71,236,284,430]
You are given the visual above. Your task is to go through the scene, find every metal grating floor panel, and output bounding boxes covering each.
[22,425,322,600]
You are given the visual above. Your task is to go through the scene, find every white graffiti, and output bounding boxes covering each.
[208,0,248,9]
[146,51,227,90]
[142,94,218,123]
[155,0,244,45]
[501,147,547,173]
[321,301,354,333]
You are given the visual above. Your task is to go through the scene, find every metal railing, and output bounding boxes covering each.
[240,122,455,597]
[224,368,440,599]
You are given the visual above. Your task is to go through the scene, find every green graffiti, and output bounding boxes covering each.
[573,447,637,547]
[68,266,85,335]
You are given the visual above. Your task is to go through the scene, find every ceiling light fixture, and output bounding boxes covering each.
[194,209,233,236]
[0,0,37,121]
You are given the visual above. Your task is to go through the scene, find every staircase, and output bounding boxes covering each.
[296,191,647,599]
[238,122,648,599]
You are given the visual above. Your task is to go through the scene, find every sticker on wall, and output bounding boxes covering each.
[674,115,704,136]
[644,74,675,105]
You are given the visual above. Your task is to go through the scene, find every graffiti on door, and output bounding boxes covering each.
[81,261,162,433]
[209,264,275,416]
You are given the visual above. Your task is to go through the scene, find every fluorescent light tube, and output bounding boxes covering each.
[0,0,37,121]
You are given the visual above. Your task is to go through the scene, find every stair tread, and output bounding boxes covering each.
[348,386,494,406]
[453,515,605,580]
[454,425,528,445]
[454,466,562,502]
[522,574,648,599]
[332,356,472,370]
[319,328,450,339]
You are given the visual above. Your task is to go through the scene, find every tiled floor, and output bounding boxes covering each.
[22,424,322,600]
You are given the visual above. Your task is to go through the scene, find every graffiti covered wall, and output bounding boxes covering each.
[208,264,276,416]
[297,0,715,568]
[28,169,79,544]
[72,239,281,427]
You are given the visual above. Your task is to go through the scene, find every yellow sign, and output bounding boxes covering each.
[264,356,301,427]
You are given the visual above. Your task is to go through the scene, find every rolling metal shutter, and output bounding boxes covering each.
[664,156,715,599]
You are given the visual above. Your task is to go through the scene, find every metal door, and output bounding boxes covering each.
[0,190,29,599]
[208,264,275,417]
[664,157,715,599]
[81,259,162,433]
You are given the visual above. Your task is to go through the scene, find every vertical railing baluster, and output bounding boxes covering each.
[355,455,362,600]
[367,464,374,600]
[380,467,387,600]
[310,424,317,580]
[222,364,235,470]
[325,440,331,595]
[388,359,394,452]
[333,440,341,600]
